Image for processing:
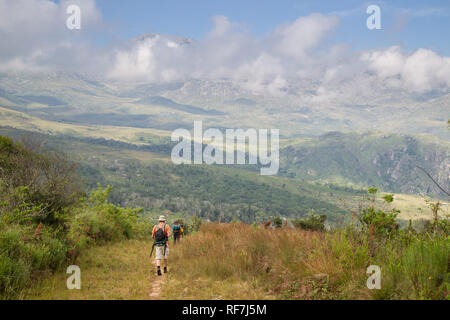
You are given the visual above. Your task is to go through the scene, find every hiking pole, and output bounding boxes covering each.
[149,243,156,258]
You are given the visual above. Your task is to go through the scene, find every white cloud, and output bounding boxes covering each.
[106,14,340,96]
[361,46,405,78]
[0,0,103,72]
[271,13,339,60]
[233,53,286,95]
[0,1,449,100]
[362,46,450,93]
[107,35,158,81]
[402,49,450,92]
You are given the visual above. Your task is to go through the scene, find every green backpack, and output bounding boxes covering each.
[173,224,181,235]
[154,224,167,246]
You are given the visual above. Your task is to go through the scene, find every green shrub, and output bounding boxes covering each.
[189,216,203,233]
[0,228,31,260]
[357,188,399,237]
[0,254,30,299]
[424,201,450,236]
[273,217,283,228]
[0,136,154,299]
[0,135,83,226]
[401,237,449,299]
[68,185,152,250]
[0,226,70,299]
[0,228,36,298]
[292,213,327,231]
[360,207,399,236]
[374,235,449,299]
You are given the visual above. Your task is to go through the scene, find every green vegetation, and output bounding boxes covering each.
[24,209,449,300]
[158,188,449,300]
[0,136,152,299]
[0,127,441,224]
[162,208,448,300]
[357,188,400,236]
[281,131,450,198]
[0,128,448,300]
[292,212,327,231]
[25,239,155,300]
[0,127,359,224]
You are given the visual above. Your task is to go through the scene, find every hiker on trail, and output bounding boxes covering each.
[151,215,170,276]
[172,220,182,245]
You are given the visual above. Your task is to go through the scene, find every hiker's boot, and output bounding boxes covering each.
[157,267,162,276]
[164,267,167,274]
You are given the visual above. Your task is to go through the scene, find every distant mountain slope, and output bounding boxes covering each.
[0,71,449,138]
[0,127,358,223]
[280,132,450,197]
[138,95,225,115]
[0,103,448,198]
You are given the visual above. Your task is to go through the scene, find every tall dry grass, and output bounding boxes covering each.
[161,223,371,299]
[24,222,447,300]
[164,223,448,300]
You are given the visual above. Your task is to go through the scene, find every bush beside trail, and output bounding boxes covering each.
[0,136,152,299]
[163,221,449,300]
[164,190,448,300]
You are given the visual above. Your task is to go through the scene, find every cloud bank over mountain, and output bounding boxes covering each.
[0,0,103,71]
[0,0,449,101]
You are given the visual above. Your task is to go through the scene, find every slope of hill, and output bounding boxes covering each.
[0,127,443,224]
[0,69,448,200]
[0,71,449,138]
[1,129,447,300]
[0,127,355,223]
[280,132,450,198]
[26,223,449,300]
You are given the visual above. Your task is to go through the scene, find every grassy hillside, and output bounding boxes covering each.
[0,127,442,224]
[281,131,450,198]
[25,222,449,300]
[161,223,449,300]
[1,71,449,138]
[1,131,448,300]
[0,136,154,299]
[0,106,172,145]
[1,88,449,200]
[1,101,448,201]
[0,127,355,223]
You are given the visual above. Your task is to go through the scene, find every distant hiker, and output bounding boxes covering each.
[151,215,170,276]
[172,220,182,245]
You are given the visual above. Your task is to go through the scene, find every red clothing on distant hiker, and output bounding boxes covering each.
[152,223,170,244]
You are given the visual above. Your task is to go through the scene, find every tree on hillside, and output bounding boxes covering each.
[0,135,84,225]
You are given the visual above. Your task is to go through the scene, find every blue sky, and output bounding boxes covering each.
[2,0,449,95]
[95,0,450,55]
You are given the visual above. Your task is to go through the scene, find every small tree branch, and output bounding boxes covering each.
[415,166,450,197]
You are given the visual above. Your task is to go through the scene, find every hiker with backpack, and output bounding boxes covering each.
[172,220,182,245]
[151,215,170,276]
